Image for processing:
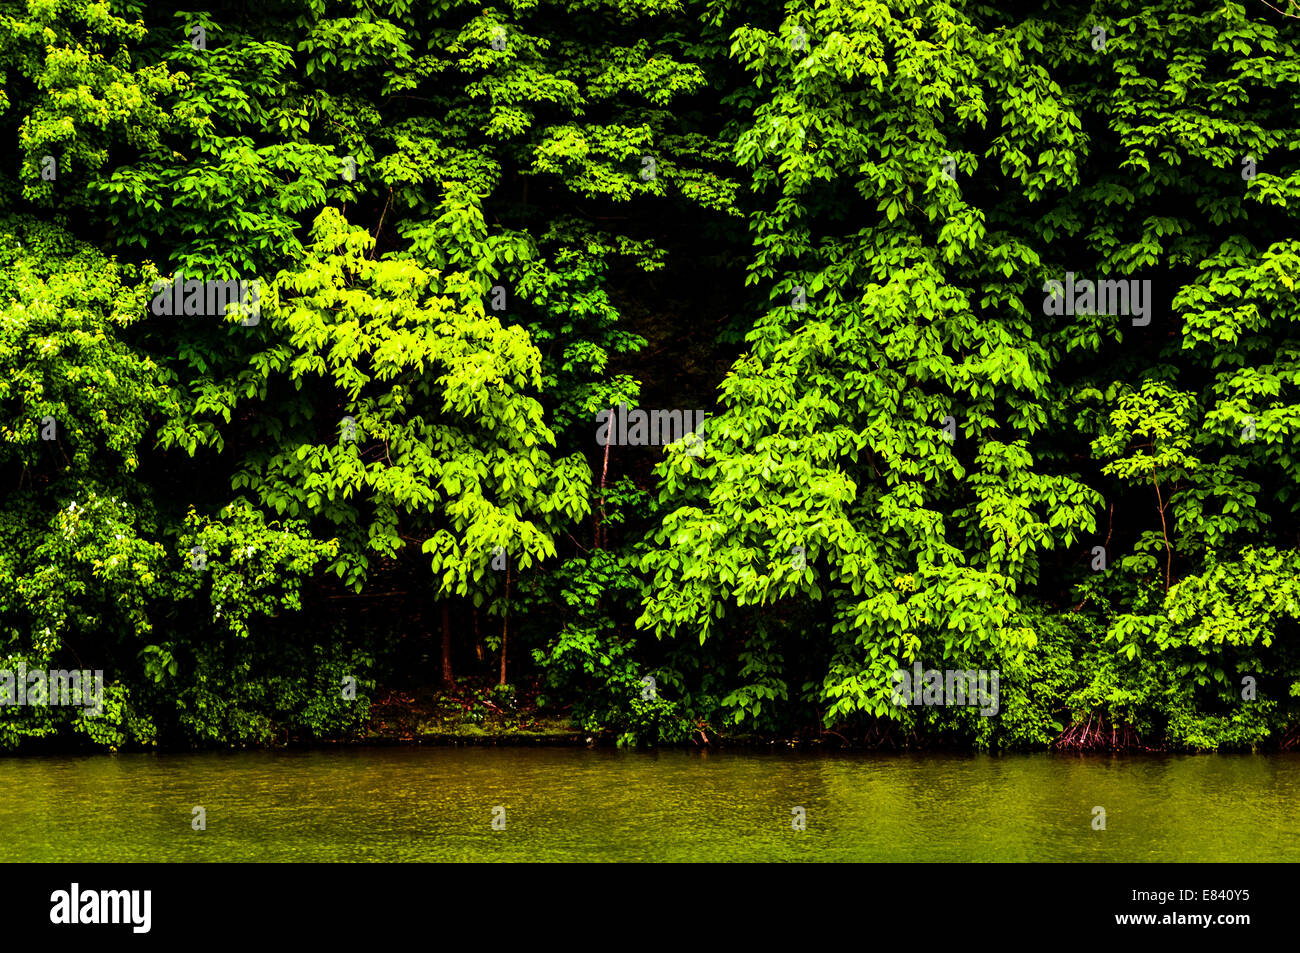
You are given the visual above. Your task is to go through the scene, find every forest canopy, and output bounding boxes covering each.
[1,0,1298,751]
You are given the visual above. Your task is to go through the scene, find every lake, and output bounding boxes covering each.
[2,748,1296,861]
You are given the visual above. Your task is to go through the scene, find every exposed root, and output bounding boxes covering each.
[1052,712,1152,751]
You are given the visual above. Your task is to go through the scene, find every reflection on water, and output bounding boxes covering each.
[0,748,1296,861]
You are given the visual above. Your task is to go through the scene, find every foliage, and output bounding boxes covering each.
[0,0,1296,750]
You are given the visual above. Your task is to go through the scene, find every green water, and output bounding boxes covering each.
[2,748,1296,861]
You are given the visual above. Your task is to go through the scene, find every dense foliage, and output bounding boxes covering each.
[1,0,1297,750]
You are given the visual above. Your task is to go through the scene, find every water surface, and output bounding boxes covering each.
[1,748,1295,861]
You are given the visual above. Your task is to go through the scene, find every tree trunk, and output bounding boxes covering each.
[595,409,612,549]
[440,600,455,688]
[498,621,508,686]
[498,569,510,686]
